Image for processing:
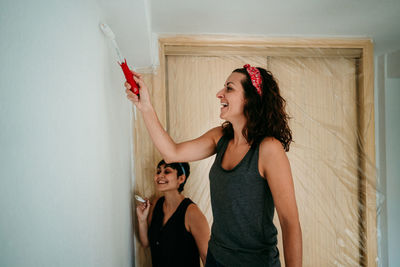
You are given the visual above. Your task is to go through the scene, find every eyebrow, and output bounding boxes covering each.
[163,165,174,170]
[226,82,235,86]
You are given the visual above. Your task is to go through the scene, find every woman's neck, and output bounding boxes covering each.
[231,119,249,146]
[163,191,184,210]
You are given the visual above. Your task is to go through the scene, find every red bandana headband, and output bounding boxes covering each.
[243,64,262,96]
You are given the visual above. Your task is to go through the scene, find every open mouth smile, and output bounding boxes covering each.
[156,179,168,184]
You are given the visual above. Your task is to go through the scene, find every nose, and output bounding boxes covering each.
[216,88,224,99]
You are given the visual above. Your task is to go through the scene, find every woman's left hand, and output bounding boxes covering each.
[136,199,151,223]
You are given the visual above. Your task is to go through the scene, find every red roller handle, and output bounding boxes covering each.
[119,59,139,95]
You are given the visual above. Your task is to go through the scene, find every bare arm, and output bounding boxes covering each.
[259,138,302,267]
[136,199,151,247]
[125,72,221,163]
[136,197,158,247]
[185,204,210,265]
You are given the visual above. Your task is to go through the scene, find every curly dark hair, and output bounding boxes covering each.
[157,160,190,193]
[222,67,292,151]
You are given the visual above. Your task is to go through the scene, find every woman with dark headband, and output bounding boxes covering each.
[127,64,302,267]
[136,160,210,267]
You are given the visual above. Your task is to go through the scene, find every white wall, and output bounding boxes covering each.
[0,0,135,266]
[375,50,400,267]
[385,75,400,267]
[97,0,154,68]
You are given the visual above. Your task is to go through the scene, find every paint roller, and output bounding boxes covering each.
[135,195,146,203]
[99,22,139,95]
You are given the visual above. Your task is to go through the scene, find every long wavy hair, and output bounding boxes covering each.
[222,67,292,151]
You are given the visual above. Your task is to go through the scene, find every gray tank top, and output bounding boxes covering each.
[208,135,280,267]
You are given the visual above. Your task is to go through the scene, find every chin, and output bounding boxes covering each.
[219,112,227,120]
[157,186,172,192]
[156,185,167,191]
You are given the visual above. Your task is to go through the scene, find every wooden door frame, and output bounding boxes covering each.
[154,35,376,266]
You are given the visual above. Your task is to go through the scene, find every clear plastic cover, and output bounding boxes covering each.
[133,45,378,267]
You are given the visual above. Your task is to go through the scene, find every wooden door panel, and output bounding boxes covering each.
[269,57,359,266]
[167,55,361,266]
[134,41,375,266]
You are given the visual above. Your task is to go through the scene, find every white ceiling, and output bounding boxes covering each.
[100,0,400,67]
[151,0,400,52]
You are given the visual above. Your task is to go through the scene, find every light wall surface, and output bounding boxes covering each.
[375,54,388,267]
[0,0,135,266]
[375,50,400,267]
[97,0,154,68]
[385,75,400,267]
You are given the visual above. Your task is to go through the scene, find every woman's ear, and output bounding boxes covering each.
[177,175,186,185]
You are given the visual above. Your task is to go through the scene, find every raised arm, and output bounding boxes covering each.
[259,138,302,267]
[125,72,221,163]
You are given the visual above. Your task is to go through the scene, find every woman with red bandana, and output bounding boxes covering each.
[126,65,302,267]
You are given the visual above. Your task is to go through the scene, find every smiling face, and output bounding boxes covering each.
[216,72,247,122]
[154,164,185,193]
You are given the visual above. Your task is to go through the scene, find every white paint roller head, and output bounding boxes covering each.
[100,23,116,39]
[135,195,146,203]
[99,21,139,95]
[99,22,124,63]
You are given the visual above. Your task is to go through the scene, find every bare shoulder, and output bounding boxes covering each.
[205,126,223,145]
[185,203,207,224]
[185,202,208,232]
[259,137,289,179]
[186,203,203,218]
[259,137,286,158]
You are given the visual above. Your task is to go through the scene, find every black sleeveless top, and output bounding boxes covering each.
[208,135,280,267]
[148,197,200,267]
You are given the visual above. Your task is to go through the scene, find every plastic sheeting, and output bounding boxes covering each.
[133,43,378,267]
